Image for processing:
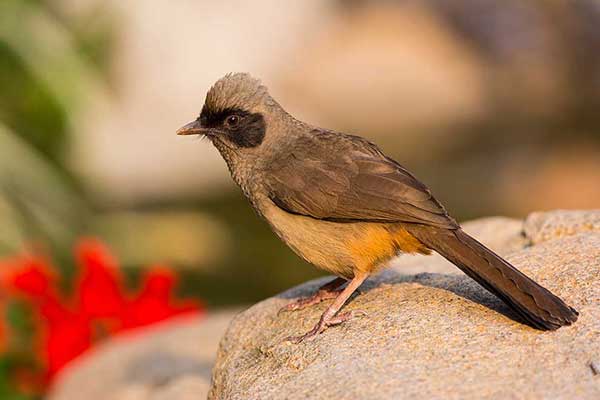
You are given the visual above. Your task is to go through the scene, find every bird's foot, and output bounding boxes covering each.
[278,288,344,315]
[284,310,367,344]
[278,277,347,315]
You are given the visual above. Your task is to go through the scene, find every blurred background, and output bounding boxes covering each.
[0,0,599,396]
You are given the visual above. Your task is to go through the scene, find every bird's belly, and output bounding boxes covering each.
[261,203,429,279]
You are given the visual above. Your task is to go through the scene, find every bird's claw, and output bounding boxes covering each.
[283,309,367,344]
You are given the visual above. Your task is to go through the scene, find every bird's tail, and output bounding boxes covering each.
[405,225,578,330]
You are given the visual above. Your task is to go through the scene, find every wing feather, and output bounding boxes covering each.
[265,131,457,229]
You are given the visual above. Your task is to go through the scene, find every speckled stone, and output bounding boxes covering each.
[524,209,600,244]
[209,211,600,400]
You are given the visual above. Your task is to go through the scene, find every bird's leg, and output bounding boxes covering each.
[278,277,347,315]
[285,273,369,344]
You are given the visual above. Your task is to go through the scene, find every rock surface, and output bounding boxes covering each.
[524,209,600,245]
[48,310,240,400]
[209,210,600,400]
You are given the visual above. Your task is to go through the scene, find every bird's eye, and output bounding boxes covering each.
[225,115,240,127]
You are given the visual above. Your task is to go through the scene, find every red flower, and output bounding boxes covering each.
[1,238,203,384]
[76,240,126,321]
[122,267,198,329]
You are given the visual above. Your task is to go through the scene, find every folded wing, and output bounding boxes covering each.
[265,131,458,229]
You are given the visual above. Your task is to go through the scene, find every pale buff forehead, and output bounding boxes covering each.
[204,73,269,112]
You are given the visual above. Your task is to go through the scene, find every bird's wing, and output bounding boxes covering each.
[264,132,458,229]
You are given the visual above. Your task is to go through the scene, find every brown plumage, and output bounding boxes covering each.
[177,73,578,342]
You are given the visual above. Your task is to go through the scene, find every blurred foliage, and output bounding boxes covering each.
[0,0,115,165]
[0,0,116,260]
[0,125,90,275]
[0,301,42,400]
[0,42,68,165]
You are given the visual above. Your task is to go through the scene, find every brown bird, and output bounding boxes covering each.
[177,73,578,343]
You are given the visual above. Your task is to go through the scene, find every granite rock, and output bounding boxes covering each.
[209,211,600,400]
[524,209,600,245]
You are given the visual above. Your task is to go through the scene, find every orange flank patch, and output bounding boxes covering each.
[391,226,432,256]
[348,224,430,273]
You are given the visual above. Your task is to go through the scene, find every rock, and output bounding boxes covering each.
[48,309,241,400]
[209,210,600,400]
[524,209,600,244]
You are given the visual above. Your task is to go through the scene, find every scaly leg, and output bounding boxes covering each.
[278,277,346,315]
[285,273,369,343]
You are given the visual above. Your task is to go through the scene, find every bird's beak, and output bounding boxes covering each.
[176,119,208,136]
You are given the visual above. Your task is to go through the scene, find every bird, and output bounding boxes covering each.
[177,73,578,343]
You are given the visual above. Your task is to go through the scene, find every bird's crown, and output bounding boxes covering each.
[204,73,269,113]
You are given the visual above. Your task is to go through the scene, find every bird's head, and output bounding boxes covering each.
[177,73,277,151]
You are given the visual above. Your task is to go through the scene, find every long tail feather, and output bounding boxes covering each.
[405,226,578,330]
